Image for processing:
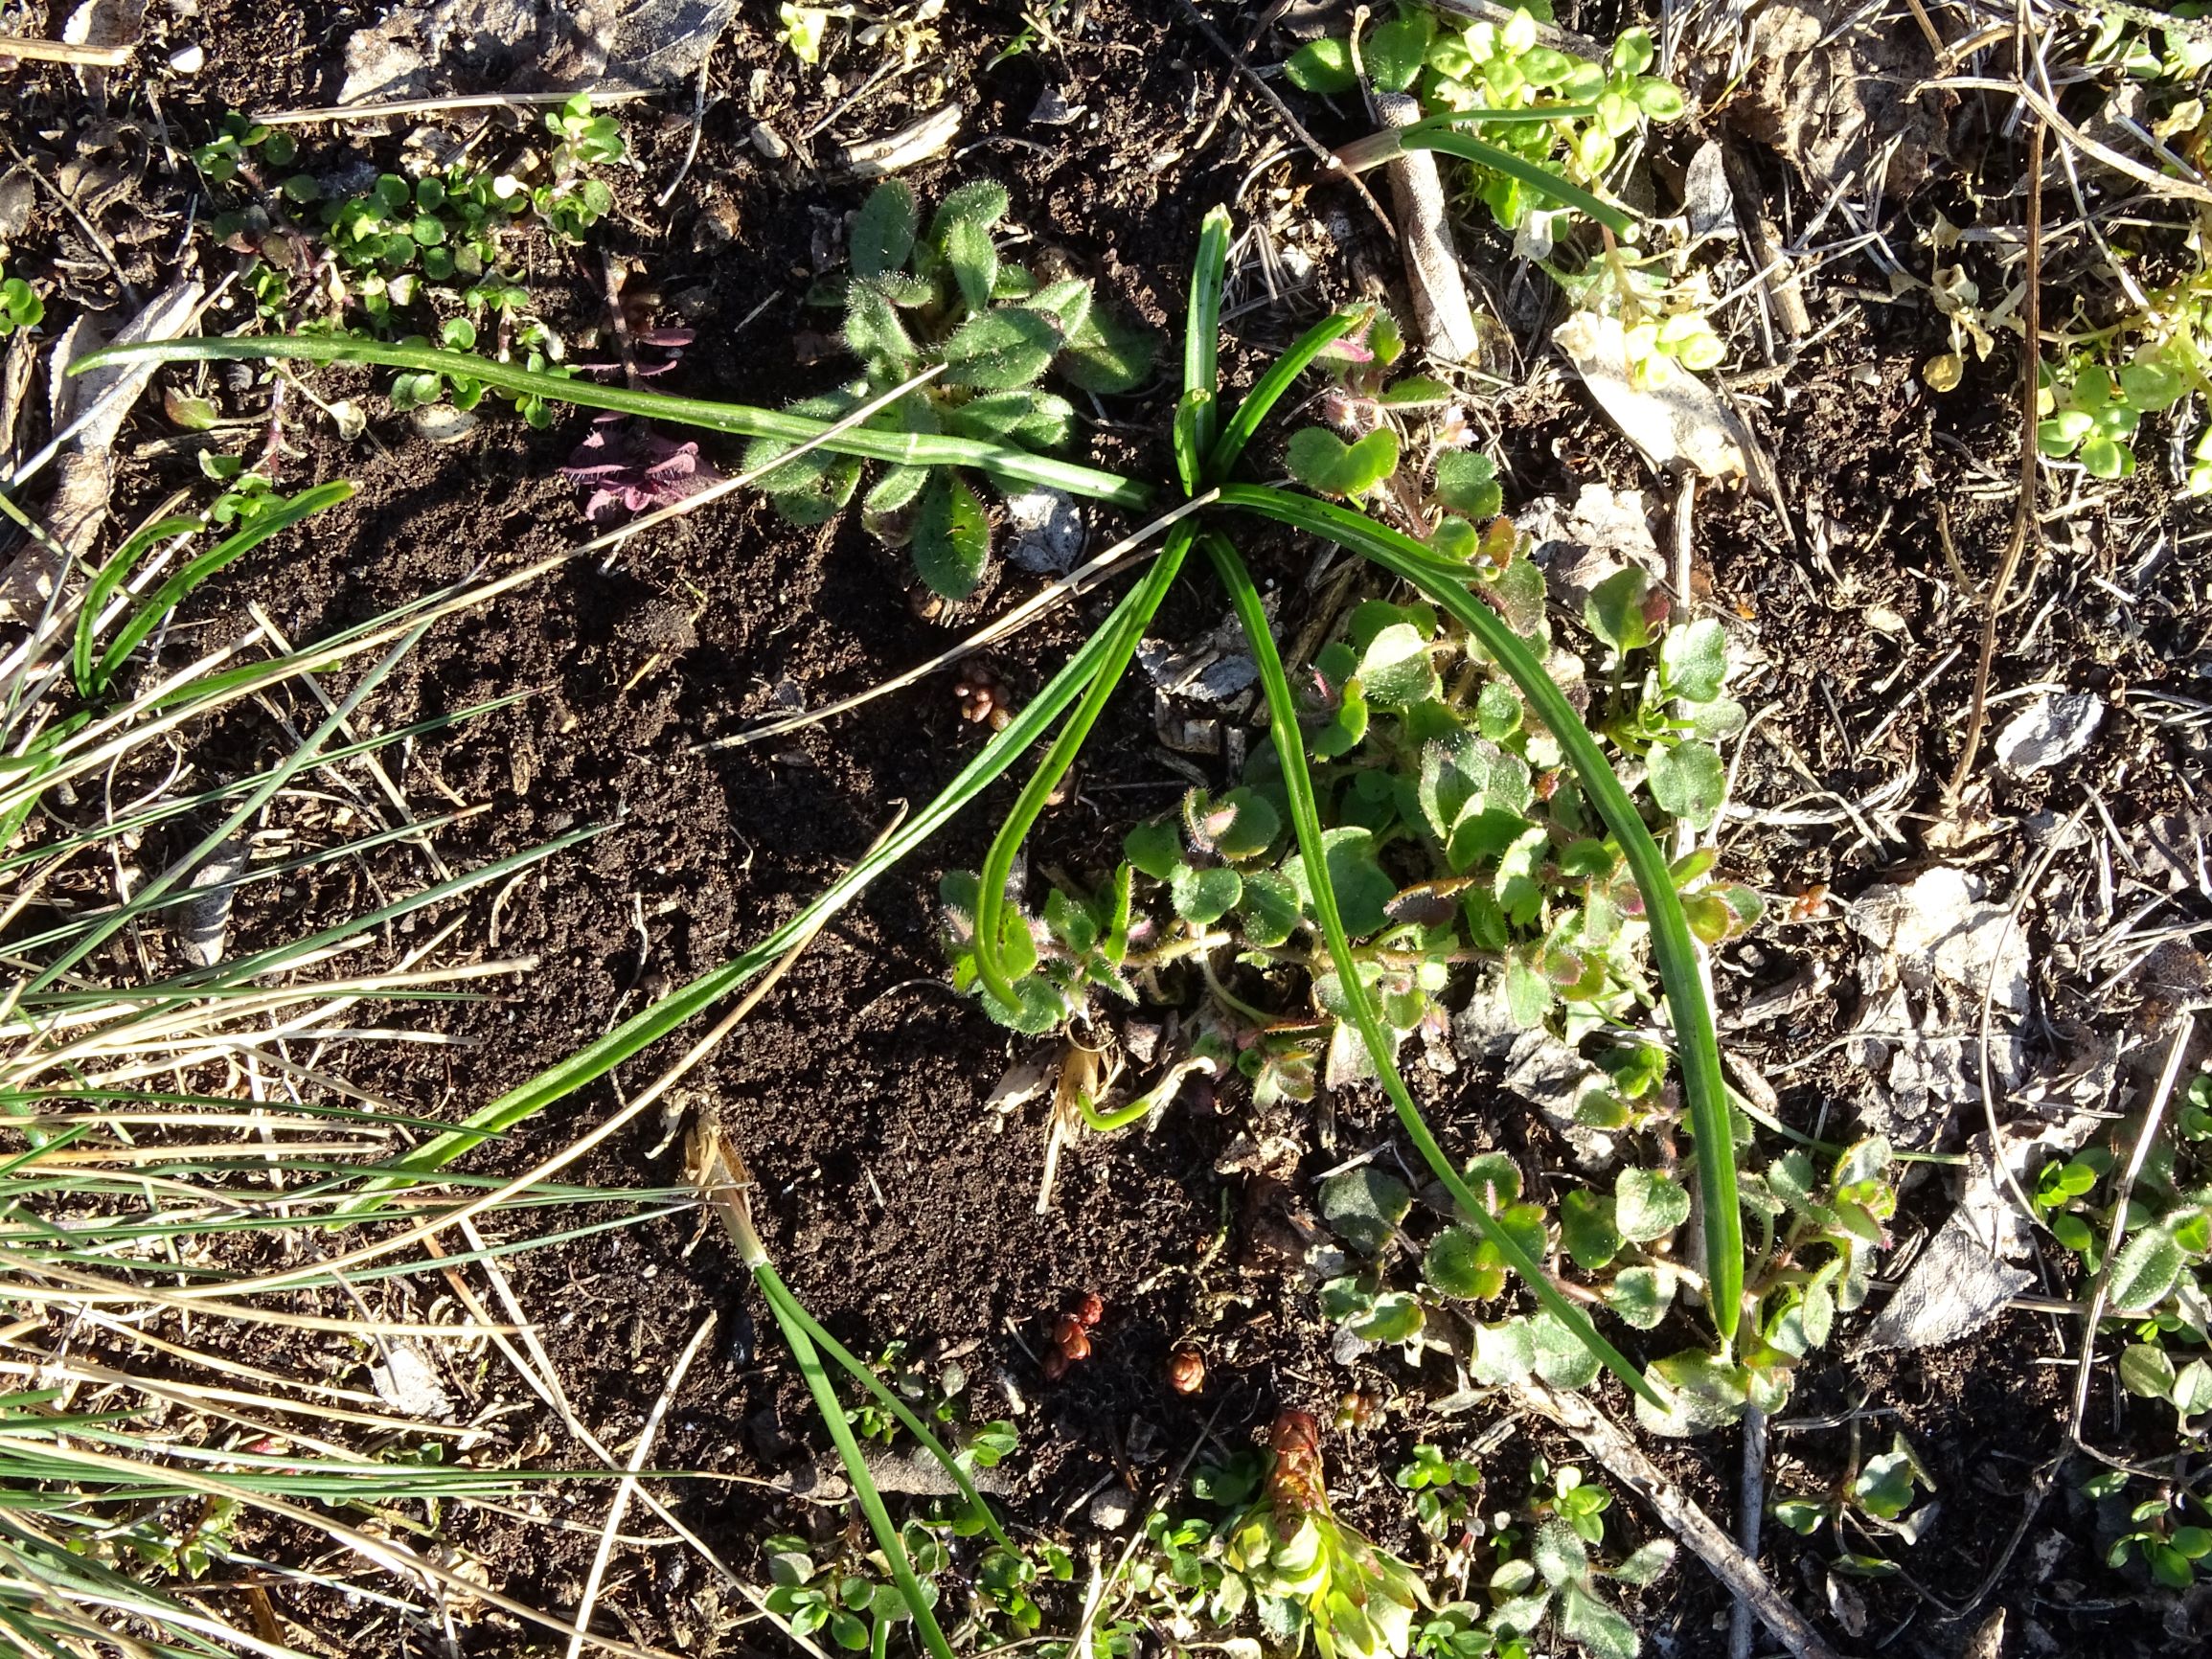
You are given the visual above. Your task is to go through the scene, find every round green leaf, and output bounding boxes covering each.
[1425,1226,1501,1299]
[1171,863,1243,925]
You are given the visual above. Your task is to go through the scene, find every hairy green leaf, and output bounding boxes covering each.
[912,473,991,599]
[851,180,918,279]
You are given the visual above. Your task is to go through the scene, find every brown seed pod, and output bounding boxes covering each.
[1167,1348,1205,1395]
[1052,1315,1091,1360]
[1042,1347,1071,1380]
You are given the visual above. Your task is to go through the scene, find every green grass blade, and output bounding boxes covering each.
[1214,486,1743,1340]
[0,691,530,876]
[970,524,1195,1006]
[382,575,1175,1177]
[72,513,200,695]
[765,1288,1014,1551]
[1410,104,1602,128]
[24,617,433,992]
[74,337,1156,511]
[91,484,353,694]
[754,1265,959,1659]
[1403,130,1634,236]
[1205,307,1360,484]
[1202,533,1669,1405]
[1183,205,1233,463]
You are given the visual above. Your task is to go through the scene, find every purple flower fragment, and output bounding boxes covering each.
[560,418,722,525]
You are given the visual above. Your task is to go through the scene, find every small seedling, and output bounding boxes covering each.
[2088,1469,2212,1590]
[765,1526,948,1651]
[2037,1091,2212,1430]
[1771,1429,1937,1578]
[1220,1412,1429,1659]
[1476,1459,1670,1659]
[1397,1444,1483,1540]
[746,178,1153,600]
[779,3,832,63]
[0,267,41,334]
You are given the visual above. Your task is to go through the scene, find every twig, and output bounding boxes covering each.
[695,490,1220,751]
[2066,1012,2196,1449]
[2,144,141,308]
[1946,118,2043,804]
[654,45,718,211]
[1727,1403,1768,1659]
[566,1313,718,1659]
[1924,75,2212,206]
[1377,91,1479,359]
[0,34,136,65]
[1171,0,1399,242]
[1510,1378,1847,1659]
[253,88,655,126]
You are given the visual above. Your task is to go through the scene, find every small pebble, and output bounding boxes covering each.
[169,44,205,73]
[1086,1486,1138,1531]
[750,122,790,161]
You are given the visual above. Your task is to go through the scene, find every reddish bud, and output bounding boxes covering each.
[1168,1349,1205,1394]
[1073,1292,1105,1329]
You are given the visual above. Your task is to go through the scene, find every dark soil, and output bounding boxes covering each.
[5,3,2211,1657]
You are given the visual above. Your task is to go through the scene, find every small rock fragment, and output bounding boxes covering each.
[1004,488,1085,575]
[1993,692,2105,775]
[1030,85,1083,125]
[372,1342,455,1420]
[750,122,789,161]
[168,43,205,73]
[411,405,479,443]
[1086,1485,1138,1530]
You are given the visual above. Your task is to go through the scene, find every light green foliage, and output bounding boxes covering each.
[749,179,1154,599]
[2037,306,2212,489]
[1291,9,1722,386]
[190,101,620,423]
[1290,8,1685,231]
[765,1526,947,1650]
[2038,1082,2212,1454]
[778,3,832,63]
[0,267,41,334]
[1771,1431,1936,1579]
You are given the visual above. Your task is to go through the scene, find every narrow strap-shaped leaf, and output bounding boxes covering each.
[970,524,1195,1007]
[1182,205,1234,466]
[93,485,354,693]
[749,1265,960,1659]
[73,513,200,695]
[75,336,1155,511]
[380,575,1176,1177]
[1202,532,1669,1406]
[1205,308,1360,484]
[766,1285,1014,1551]
[1402,130,1633,236]
[1213,487,1742,1341]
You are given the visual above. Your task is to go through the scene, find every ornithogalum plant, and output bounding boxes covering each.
[83,170,1789,1646]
